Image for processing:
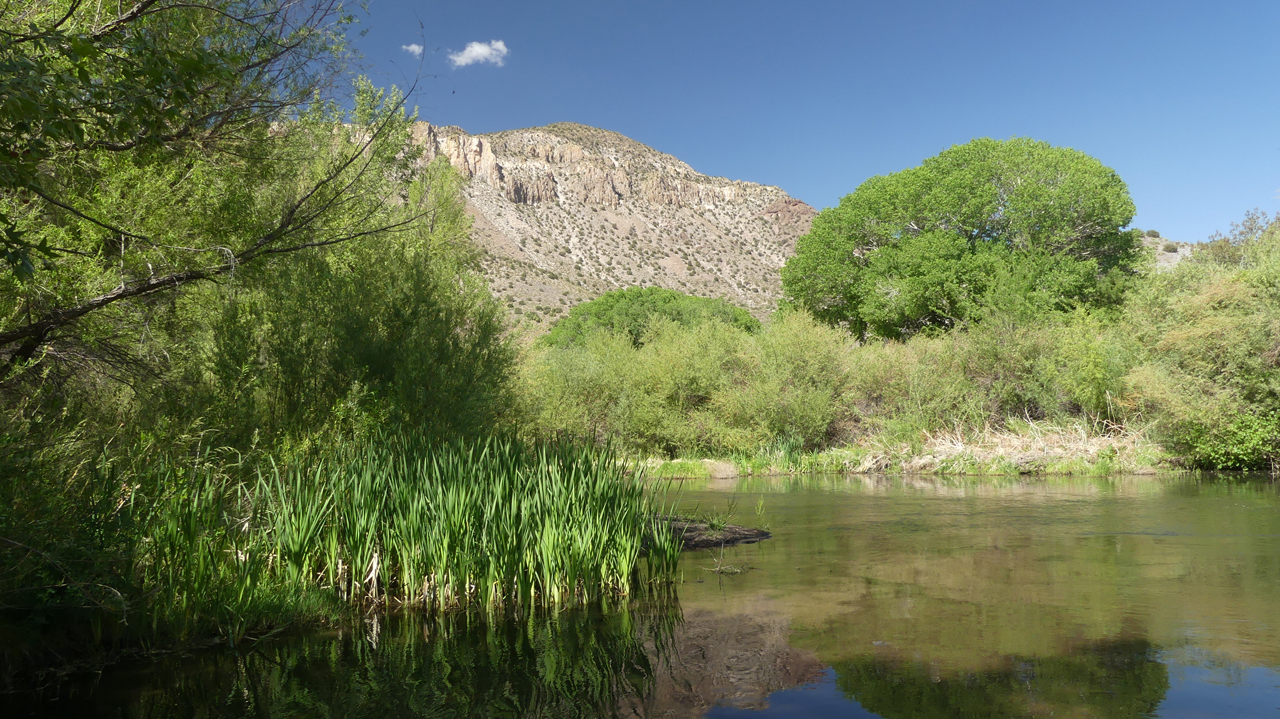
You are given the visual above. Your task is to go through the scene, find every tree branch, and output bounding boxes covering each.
[92,0,166,38]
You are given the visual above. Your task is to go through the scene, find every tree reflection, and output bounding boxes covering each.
[833,639,1169,719]
[12,607,1175,719]
[20,598,681,719]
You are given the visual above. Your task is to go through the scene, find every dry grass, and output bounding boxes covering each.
[895,420,1166,475]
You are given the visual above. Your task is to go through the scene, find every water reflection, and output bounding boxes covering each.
[9,609,1186,719]
[10,475,1280,718]
[18,602,677,718]
[833,640,1168,719]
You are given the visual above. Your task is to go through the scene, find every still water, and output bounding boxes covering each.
[13,475,1280,718]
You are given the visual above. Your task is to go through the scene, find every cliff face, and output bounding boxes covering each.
[410,122,816,327]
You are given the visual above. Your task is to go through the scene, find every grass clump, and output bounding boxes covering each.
[0,433,680,678]
[278,433,681,609]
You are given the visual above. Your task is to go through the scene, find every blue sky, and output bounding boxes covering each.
[352,0,1279,242]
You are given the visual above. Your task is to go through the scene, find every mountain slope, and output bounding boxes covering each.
[410,122,816,327]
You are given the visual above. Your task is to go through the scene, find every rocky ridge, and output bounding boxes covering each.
[409,122,816,327]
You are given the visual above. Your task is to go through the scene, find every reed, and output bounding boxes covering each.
[132,432,680,640]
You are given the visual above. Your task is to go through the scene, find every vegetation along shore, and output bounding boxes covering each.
[3,0,1278,688]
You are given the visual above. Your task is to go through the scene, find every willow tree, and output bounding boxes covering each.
[0,1,425,376]
[781,138,1141,339]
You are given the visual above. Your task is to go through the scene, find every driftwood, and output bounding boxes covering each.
[665,518,772,551]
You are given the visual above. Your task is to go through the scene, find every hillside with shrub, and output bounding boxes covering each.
[521,141,1280,473]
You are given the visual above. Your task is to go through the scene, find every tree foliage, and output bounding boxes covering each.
[782,138,1141,339]
[542,287,759,349]
[523,311,847,455]
[156,159,516,448]
[0,1,518,456]
[0,1,417,376]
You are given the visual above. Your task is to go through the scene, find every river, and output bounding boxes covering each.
[10,475,1280,718]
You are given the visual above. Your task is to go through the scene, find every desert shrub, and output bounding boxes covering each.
[1146,229,1161,238]
[837,309,1135,442]
[543,287,759,348]
[843,335,986,440]
[1192,239,1246,268]
[1046,332,1133,420]
[524,301,1150,456]
[1162,242,1178,253]
[1189,210,1280,270]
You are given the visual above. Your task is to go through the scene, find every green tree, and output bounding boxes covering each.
[542,287,760,348]
[0,1,416,373]
[782,138,1140,339]
[165,159,516,447]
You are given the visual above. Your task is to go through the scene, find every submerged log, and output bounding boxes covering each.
[666,518,772,551]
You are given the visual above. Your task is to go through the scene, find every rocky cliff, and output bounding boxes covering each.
[409,122,816,327]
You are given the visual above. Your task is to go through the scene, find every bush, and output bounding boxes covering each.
[521,311,848,455]
[522,305,1141,456]
[543,287,759,348]
[840,309,1134,441]
[1121,212,1280,468]
[1146,229,1161,238]
[1162,242,1178,253]
[148,159,516,448]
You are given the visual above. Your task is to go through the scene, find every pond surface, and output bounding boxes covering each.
[11,475,1280,718]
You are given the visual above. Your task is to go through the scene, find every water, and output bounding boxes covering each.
[9,475,1280,718]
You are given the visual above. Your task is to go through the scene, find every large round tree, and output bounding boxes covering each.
[781,138,1140,339]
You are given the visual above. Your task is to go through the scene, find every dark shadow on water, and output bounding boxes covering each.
[8,599,682,719]
[5,597,826,718]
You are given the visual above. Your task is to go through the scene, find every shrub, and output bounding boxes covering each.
[153,160,516,448]
[521,312,849,455]
[524,304,1146,456]
[837,309,1135,441]
[1121,212,1280,467]
[543,287,759,348]
[1162,242,1178,253]
[1146,229,1161,238]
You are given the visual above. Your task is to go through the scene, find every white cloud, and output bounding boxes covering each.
[448,40,508,68]
[401,43,424,58]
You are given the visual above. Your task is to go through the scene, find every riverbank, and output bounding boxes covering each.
[648,422,1175,479]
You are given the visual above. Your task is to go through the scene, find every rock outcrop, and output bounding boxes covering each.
[408,122,817,328]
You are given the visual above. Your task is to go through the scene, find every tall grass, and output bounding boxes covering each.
[1,432,681,674]
[259,433,682,609]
